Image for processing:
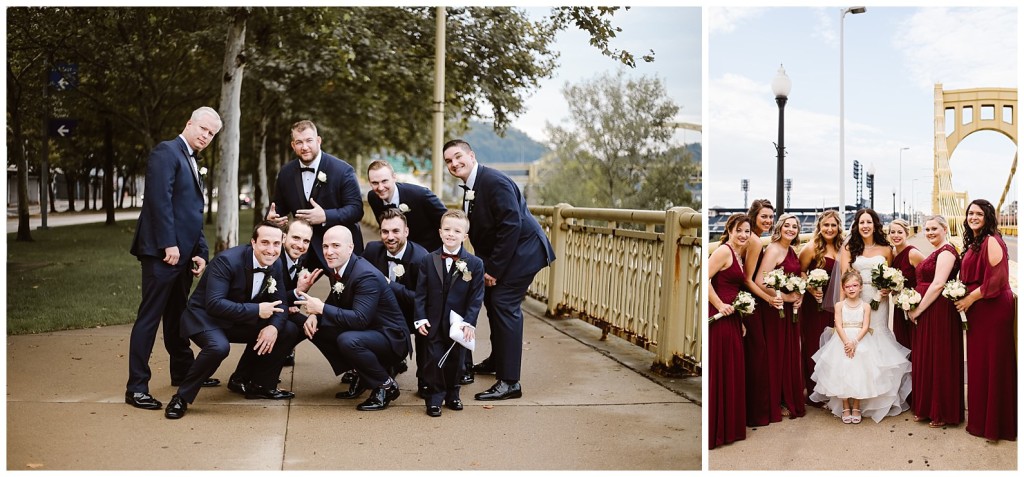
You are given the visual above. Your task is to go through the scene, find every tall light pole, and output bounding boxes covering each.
[866,163,875,210]
[898,146,909,220]
[741,179,750,209]
[773,64,792,216]
[892,187,897,220]
[785,178,793,210]
[839,6,866,216]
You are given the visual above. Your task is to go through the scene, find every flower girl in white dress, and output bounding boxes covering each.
[810,270,912,424]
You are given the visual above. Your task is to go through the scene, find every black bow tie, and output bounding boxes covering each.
[300,166,315,173]
[254,267,269,274]
[288,263,299,274]
[459,184,470,192]
[385,203,398,209]
[441,252,459,261]
[385,255,402,263]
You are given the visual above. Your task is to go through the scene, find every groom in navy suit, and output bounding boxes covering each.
[267,119,365,272]
[442,139,555,400]
[126,106,221,411]
[366,159,447,252]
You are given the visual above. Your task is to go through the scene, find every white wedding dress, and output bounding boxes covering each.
[810,255,912,423]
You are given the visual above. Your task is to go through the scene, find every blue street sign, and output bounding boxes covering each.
[48,119,78,138]
[48,62,79,91]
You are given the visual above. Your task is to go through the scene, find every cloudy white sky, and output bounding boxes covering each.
[510,6,702,147]
[707,6,1018,215]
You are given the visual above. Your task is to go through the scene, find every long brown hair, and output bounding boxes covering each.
[746,199,775,235]
[962,199,1000,254]
[720,213,752,244]
[847,208,889,266]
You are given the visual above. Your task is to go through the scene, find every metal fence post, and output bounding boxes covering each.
[654,206,701,376]
[547,203,572,317]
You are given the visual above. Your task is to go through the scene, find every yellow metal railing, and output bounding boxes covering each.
[529,204,702,376]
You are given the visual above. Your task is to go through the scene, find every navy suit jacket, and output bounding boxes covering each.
[272,152,365,263]
[413,248,485,341]
[278,249,308,307]
[316,255,410,359]
[361,240,429,330]
[465,165,555,281]
[179,244,288,338]
[367,182,447,252]
[130,136,208,262]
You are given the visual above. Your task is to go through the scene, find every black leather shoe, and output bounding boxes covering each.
[394,360,409,375]
[459,371,475,385]
[446,399,464,411]
[335,375,367,399]
[426,405,442,417]
[245,384,295,400]
[170,378,220,387]
[340,370,358,384]
[227,377,249,395]
[472,358,496,374]
[356,383,400,411]
[283,351,295,367]
[125,391,162,410]
[164,394,187,419]
[474,380,522,401]
[416,384,430,399]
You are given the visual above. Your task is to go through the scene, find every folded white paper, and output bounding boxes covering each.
[448,310,475,351]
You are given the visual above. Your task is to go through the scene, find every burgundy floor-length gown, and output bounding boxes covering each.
[798,256,835,402]
[962,235,1017,441]
[743,247,771,426]
[709,244,747,449]
[763,247,805,420]
[911,243,964,425]
[891,245,918,350]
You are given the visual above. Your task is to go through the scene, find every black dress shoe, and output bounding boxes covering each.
[416,384,430,399]
[472,358,496,374]
[356,383,400,411]
[335,375,367,399]
[394,360,409,375]
[164,394,187,419]
[340,369,358,384]
[474,380,522,401]
[170,378,220,388]
[245,384,295,400]
[459,371,475,385]
[283,351,295,367]
[125,391,162,410]
[227,378,249,395]
[426,405,442,417]
[446,399,464,411]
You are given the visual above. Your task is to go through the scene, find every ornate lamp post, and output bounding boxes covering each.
[839,6,867,215]
[772,64,792,216]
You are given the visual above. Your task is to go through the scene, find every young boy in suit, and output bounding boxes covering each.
[413,210,485,417]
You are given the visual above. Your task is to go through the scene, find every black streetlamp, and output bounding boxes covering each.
[772,64,791,216]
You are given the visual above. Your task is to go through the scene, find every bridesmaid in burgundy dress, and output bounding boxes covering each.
[955,199,1016,441]
[709,214,752,449]
[755,213,805,419]
[906,215,963,429]
[797,210,843,405]
[741,200,782,426]
[888,219,925,350]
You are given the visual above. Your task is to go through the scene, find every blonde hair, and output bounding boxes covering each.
[811,210,843,269]
[924,214,949,232]
[770,213,801,247]
[889,218,913,237]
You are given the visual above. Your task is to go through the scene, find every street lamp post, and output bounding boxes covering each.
[892,187,897,220]
[773,64,792,216]
[898,146,909,220]
[741,179,750,209]
[867,163,875,210]
[839,6,867,216]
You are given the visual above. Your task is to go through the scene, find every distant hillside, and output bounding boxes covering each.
[461,121,550,163]
[685,143,701,166]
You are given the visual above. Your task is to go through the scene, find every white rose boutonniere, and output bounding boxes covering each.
[267,277,277,294]
[393,264,406,278]
[332,282,345,295]
[465,190,475,201]
[298,268,311,280]
[198,166,208,176]
[398,203,410,213]
[455,259,471,282]
[317,171,327,183]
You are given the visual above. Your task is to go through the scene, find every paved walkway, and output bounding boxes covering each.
[5,214,700,470]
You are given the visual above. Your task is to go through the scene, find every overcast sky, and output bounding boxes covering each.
[707,6,1018,215]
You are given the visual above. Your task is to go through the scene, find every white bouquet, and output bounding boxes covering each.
[711,291,756,322]
[763,269,788,317]
[780,275,807,322]
[942,279,968,330]
[871,262,906,292]
[806,268,829,310]
[894,288,922,316]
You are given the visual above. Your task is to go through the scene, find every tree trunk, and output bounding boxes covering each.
[214,10,247,252]
[9,65,32,241]
[252,111,269,222]
[47,175,57,212]
[104,119,116,225]
[65,171,76,212]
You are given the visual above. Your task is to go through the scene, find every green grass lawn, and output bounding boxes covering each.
[6,212,255,335]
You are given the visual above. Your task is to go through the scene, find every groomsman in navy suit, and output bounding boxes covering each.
[366,159,447,252]
[442,139,555,400]
[164,221,300,419]
[267,120,365,273]
[126,106,221,411]
[361,208,430,394]
[295,226,411,411]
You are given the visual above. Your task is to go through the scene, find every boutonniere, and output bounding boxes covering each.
[398,203,410,213]
[332,282,344,295]
[317,171,327,183]
[298,268,311,280]
[198,166,208,176]
[455,259,471,282]
[266,277,277,294]
[393,264,406,278]
[465,190,475,201]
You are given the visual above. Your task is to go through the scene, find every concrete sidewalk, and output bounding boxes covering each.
[5,288,700,470]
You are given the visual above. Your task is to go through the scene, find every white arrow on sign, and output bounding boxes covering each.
[57,125,70,137]
[57,77,69,90]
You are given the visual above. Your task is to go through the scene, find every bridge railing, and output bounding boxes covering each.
[528,204,702,377]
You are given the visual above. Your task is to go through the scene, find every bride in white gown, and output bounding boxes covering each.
[812,209,911,422]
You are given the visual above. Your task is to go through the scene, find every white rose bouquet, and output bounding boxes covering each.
[711,291,756,322]
[806,268,829,310]
[763,268,788,317]
[871,262,905,292]
[780,275,807,322]
[942,279,968,330]
[894,288,922,316]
